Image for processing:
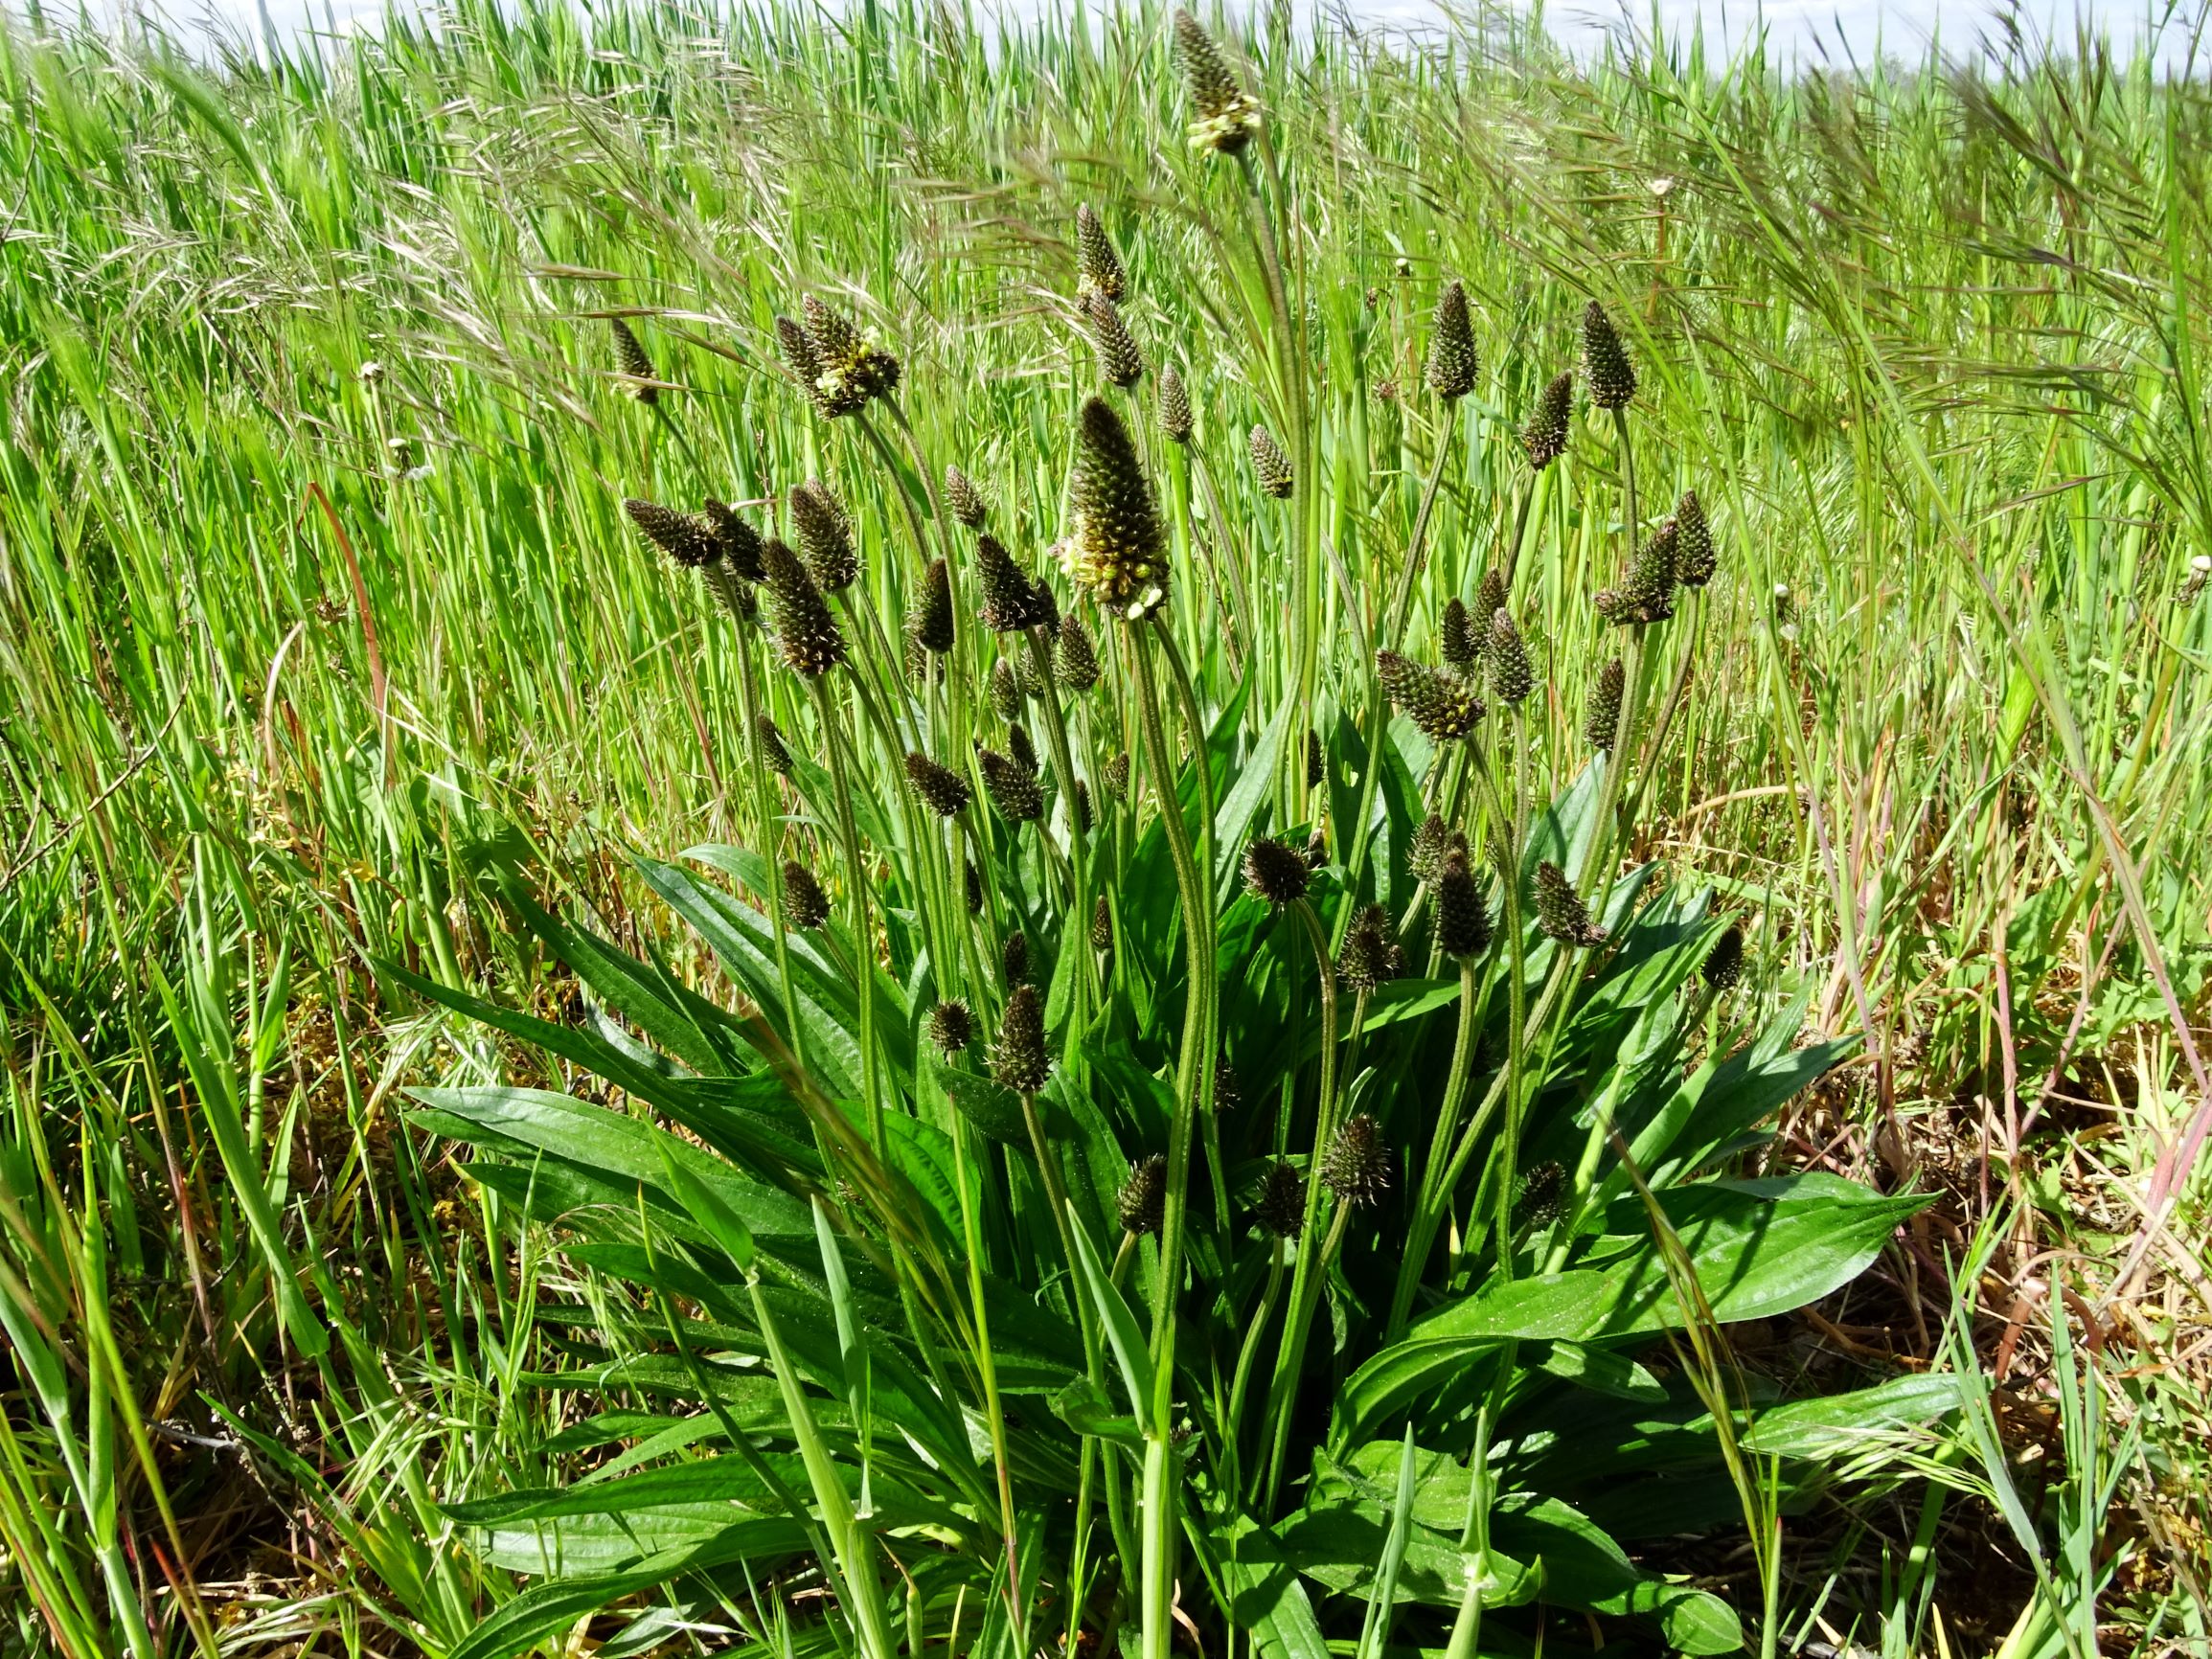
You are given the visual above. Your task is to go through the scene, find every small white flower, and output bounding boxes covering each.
[357,359,385,384]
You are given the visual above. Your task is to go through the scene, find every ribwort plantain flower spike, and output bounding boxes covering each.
[1174,9,1262,156]
[802,293,900,414]
[1523,369,1574,468]
[755,714,793,777]
[1674,489,1716,587]
[1701,923,1745,990]
[1092,896,1115,952]
[979,749,1044,823]
[926,1000,974,1056]
[1249,423,1293,498]
[1425,281,1479,400]
[1535,859,1607,946]
[1409,814,1451,883]
[774,314,830,416]
[625,498,717,568]
[1337,904,1404,993]
[783,861,831,931]
[1007,722,1039,780]
[790,479,858,591]
[1306,729,1325,789]
[1584,656,1626,750]
[977,534,1058,633]
[1488,608,1533,707]
[915,558,955,654]
[1582,300,1637,411]
[1105,752,1132,800]
[992,984,1050,1095]
[1064,396,1169,619]
[1434,849,1493,959]
[1254,1160,1305,1238]
[610,316,659,404]
[1158,366,1194,444]
[905,753,972,818]
[989,658,1024,721]
[1215,1058,1242,1115]
[1440,598,1481,678]
[1598,519,1678,626]
[1117,1154,1168,1236]
[1081,290,1144,389]
[945,465,988,530]
[1242,836,1311,905]
[1076,204,1129,303]
[1376,650,1483,741]
[1002,930,1030,986]
[760,538,848,676]
[702,498,764,583]
[1057,613,1102,691]
[1322,1114,1391,1208]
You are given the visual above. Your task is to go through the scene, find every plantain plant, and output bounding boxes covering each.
[389,13,1958,1658]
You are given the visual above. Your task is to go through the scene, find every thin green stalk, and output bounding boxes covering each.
[810,675,884,1152]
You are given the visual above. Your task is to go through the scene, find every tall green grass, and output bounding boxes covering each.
[2,1,2208,1654]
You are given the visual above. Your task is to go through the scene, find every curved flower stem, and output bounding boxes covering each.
[1256,896,1341,1511]
[1384,957,1482,1340]
[810,674,883,1154]
[1223,1235,1288,1477]
[1493,710,1532,1285]
[1026,625,1097,1033]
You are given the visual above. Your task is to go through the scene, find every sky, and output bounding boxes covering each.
[45,0,2212,75]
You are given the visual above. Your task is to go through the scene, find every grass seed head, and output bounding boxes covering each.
[609,316,659,404]
[980,748,1044,823]
[1243,835,1311,905]
[926,999,974,1056]
[1488,607,1533,706]
[1535,859,1606,946]
[1583,655,1626,750]
[1323,1113,1391,1208]
[1249,422,1294,498]
[991,983,1050,1094]
[1174,9,1262,155]
[625,498,717,568]
[783,860,831,930]
[1076,203,1129,302]
[1117,1153,1168,1236]
[1435,849,1493,959]
[760,537,848,676]
[1581,300,1637,410]
[702,497,764,583]
[905,752,972,817]
[1673,489,1716,587]
[1056,612,1102,692]
[1066,396,1169,619]
[1701,923,1745,990]
[790,478,858,591]
[1523,370,1574,469]
[1158,365,1194,443]
[1425,280,1479,400]
[1376,650,1483,740]
[945,464,989,530]
[1081,290,1145,389]
[1254,1159,1305,1238]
